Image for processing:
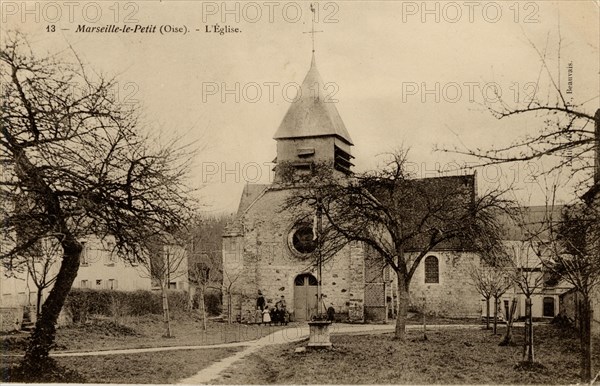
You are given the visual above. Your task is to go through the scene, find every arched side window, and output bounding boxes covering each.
[424,256,439,284]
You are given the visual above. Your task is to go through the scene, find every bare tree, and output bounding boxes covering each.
[23,238,61,318]
[186,215,228,329]
[143,240,188,338]
[472,241,514,337]
[223,268,242,324]
[441,31,599,190]
[284,150,511,340]
[546,204,600,381]
[440,30,599,382]
[468,261,496,330]
[489,267,512,336]
[505,241,545,354]
[0,32,195,373]
[188,252,222,330]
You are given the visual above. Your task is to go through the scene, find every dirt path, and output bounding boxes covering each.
[178,323,481,385]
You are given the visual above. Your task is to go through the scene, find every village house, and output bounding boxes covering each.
[577,108,600,334]
[0,235,188,331]
[494,206,572,321]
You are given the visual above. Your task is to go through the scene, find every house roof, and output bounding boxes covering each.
[367,174,477,252]
[273,54,354,146]
[499,205,564,241]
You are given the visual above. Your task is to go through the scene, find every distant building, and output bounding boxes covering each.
[1,235,190,316]
[73,235,152,292]
[579,108,600,334]
[148,243,189,292]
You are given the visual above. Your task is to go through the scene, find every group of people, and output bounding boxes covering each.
[256,291,289,325]
[255,290,337,323]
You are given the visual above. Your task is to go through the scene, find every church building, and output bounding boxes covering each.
[222,54,484,323]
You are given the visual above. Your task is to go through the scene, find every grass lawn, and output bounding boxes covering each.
[215,324,599,384]
[1,346,241,383]
[1,313,289,354]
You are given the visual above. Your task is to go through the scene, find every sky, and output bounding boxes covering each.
[2,0,599,214]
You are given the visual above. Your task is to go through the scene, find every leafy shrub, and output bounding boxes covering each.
[205,291,222,316]
[0,335,29,353]
[167,291,191,314]
[191,290,222,316]
[124,290,163,316]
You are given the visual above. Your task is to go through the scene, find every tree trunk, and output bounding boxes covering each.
[493,296,498,335]
[23,239,82,367]
[200,286,207,331]
[422,310,427,340]
[523,296,534,362]
[162,284,172,338]
[500,298,517,346]
[395,271,409,341]
[36,288,43,319]
[227,291,232,324]
[580,297,592,382]
[485,298,490,330]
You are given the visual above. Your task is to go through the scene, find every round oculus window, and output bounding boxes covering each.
[288,225,317,256]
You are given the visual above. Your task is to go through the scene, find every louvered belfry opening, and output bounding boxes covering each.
[334,144,354,175]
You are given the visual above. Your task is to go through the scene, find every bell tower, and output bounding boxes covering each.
[273,54,354,180]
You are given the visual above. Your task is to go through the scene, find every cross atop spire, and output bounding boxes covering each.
[303,3,323,53]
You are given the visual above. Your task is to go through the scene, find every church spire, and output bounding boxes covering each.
[272,55,353,145]
[273,3,352,145]
[303,3,322,54]
[272,3,354,178]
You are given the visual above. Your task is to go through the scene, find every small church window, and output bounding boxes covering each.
[424,256,439,284]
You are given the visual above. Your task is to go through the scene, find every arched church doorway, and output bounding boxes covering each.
[294,273,318,321]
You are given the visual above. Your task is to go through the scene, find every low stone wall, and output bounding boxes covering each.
[0,307,23,332]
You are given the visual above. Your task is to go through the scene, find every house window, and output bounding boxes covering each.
[169,282,177,290]
[543,297,555,317]
[80,280,89,288]
[96,279,102,287]
[80,242,89,266]
[424,256,439,284]
[105,251,116,266]
[107,279,118,290]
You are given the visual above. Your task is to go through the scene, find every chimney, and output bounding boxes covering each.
[595,108,600,184]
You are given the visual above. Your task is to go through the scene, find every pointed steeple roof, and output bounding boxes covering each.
[273,55,354,146]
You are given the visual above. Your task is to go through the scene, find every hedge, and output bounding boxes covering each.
[191,289,222,316]
[64,289,191,323]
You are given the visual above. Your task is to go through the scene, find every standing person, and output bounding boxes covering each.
[256,290,266,324]
[262,304,272,324]
[257,290,266,311]
[327,303,335,322]
[276,295,286,310]
[275,295,287,324]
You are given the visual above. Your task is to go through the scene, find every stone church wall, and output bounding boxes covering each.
[407,251,481,318]
[222,188,365,323]
[223,185,485,322]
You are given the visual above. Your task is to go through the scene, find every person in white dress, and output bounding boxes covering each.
[262,305,272,324]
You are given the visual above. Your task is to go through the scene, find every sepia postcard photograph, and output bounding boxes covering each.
[1,0,599,384]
